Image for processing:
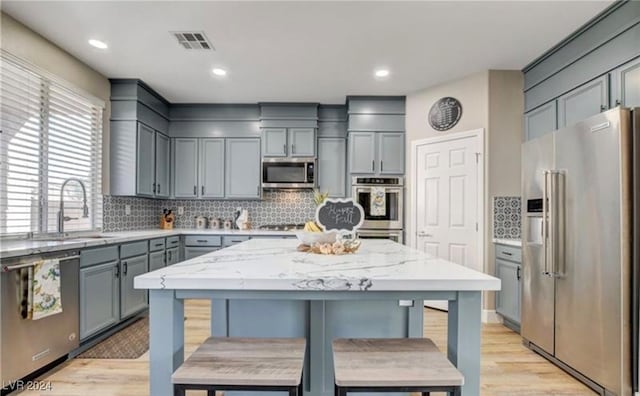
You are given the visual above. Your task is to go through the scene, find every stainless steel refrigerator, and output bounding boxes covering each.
[521,107,639,396]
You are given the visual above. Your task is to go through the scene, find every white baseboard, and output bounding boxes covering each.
[482,309,502,324]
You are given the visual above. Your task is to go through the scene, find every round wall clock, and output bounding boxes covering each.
[428,97,462,131]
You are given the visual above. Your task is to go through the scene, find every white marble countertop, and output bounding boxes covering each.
[0,228,296,258]
[492,238,522,247]
[134,239,500,292]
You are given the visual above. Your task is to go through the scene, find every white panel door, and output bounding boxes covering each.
[415,133,481,310]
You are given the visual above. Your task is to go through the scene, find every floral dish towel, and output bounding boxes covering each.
[31,259,62,320]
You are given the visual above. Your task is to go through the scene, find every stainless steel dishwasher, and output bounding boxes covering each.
[1,249,80,387]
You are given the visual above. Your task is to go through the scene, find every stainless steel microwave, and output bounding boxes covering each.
[262,158,316,189]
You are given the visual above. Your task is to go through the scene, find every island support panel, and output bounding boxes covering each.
[150,290,482,396]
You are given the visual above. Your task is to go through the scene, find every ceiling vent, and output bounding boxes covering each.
[171,31,214,50]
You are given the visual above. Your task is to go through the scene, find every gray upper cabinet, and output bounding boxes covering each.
[120,254,148,319]
[317,138,346,197]
[225,138,261,199]
[262,128,288,157]
[289,128,315,157]
[136,123,156,196]
[349,132,376,174]
[378,133,404,174]
[611,56,640,108]
[173,138,199,198]
[524,101,557,141]
[557,76,609,128]
[79,260,119,340]
[262,127,316,158]
[349,132,404,175]
[154,132,170,198]
[200,139,225,198]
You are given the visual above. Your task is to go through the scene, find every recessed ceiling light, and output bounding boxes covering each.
[375,69,390,78]
[212,68,227,76]
[88,39,108,49]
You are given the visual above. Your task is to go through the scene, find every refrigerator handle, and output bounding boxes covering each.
[551,171,565,277]
[542,170,550,276]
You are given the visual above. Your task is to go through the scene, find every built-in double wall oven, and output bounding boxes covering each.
[351,176,404,243]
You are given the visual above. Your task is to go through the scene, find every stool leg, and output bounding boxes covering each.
[289,386,298,396]
[208,389,216,396]
[422,393,430,396]
[173,384,185,396]
[298,381,304,396]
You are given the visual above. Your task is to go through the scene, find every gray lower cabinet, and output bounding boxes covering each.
[120,254,149,319]
[222,235,250,247]
[349,132,376,173]
[524,101,557,140]
[557,75,609,128]
[611,56,640,108]
[166,246,180,265]
[136,123,156,196]
[154,132,170,198]
[317,137,346,197]
[200,138,225,198]
[184,246,219,260]
[173,138,199,198]
[149,250,166,271]
[494,244,522,330]
[225,138,261,199]
[262,128,288,157]
[79,260,120,340]
[349,131,404,175]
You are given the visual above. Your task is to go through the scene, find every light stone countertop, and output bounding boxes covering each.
[0,228,297,259]
[134,239,501,292]
[492,238,522,247]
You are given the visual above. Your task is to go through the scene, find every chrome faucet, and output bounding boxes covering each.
[57,178,89,233]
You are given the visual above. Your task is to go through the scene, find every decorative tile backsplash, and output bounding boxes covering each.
[493,196,521,239]
[103,196,163,232]
[103,191,317,232]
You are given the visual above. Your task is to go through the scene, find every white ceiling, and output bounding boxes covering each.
[2,1,611,104]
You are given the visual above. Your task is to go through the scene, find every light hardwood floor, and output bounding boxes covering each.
[18,300,594,396]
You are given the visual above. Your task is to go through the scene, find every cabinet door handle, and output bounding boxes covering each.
[202,186,205,195]
[163,252,167,264]
[257,185,260,195]
[152,183,156,194]
[157,184,161,194]
[292,144,295,154]
[372,160,375,172]
[115,264,120,278]
[283,144,287,156]
[517,266,521,280]
[122,262,128,276]
[381,161,384,172]
[193,185,197,195]
[168,250,172,262]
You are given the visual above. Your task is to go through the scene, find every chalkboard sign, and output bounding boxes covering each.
[315,198,364,233]
[428,97,462,131]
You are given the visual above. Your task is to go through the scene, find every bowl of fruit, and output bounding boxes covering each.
[295,221,337,245]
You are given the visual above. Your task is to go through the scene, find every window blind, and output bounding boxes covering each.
[0,53,103,235]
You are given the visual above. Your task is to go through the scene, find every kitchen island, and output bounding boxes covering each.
[135,239,500,396]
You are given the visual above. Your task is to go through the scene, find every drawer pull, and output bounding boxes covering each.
[196,239,208,243]
[154,243,163,247]
[501,251,513,256]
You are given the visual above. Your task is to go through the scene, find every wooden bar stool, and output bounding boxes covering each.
[332,338,464,396]
[172,337,306,396]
